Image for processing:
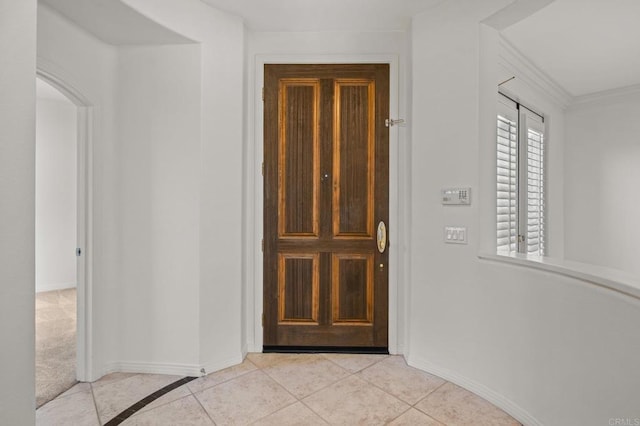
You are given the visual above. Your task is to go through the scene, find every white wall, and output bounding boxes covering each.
[38,3,119,380]
[116,44,201,368]
[116,0,246,373]
[38,0,246,378]
[408,1,640,425]
[0,0,36,423]
[36,95,77,293]
[246,29,411,353]
[565,89,640,277]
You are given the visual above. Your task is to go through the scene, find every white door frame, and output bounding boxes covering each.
[246,54,402,354]
[36,69,93,382]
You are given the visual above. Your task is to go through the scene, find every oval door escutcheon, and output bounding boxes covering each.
[377,221,387,253]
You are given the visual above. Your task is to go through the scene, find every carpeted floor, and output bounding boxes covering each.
[35,288,77,408]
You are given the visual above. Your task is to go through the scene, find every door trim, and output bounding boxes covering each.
[36,68,93,382]
[247,54,402,354]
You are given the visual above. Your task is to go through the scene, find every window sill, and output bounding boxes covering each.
[478,252,640,300]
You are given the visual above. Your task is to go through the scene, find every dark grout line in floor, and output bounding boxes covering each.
[103,376,198,426]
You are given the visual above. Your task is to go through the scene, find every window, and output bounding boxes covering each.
[497,94,545,255]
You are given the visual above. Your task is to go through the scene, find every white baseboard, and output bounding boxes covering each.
[407,355,542,426]
[200,353,244,377]
[241,342,248,359]
[391,343,405,356]
[36,282,77,293]
[246,343,262,353]
[97,352,245,383]
[101,361,202,378]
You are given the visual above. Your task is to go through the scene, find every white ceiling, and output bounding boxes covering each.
[39,0,192,45]
[199,0,445,32]
[38,0,640,97]
[502,0,640,97]
[39,0,444,43]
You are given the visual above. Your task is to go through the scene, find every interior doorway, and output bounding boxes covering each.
[35,77,78,407]
[34,72,91,405]
[263,64,390,351]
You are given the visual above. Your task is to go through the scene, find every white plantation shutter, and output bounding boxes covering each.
[496,95,545,255]
[497,114,518,252]
[524,111,545,255]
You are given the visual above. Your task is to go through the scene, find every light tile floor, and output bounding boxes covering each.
[36,353,521,425]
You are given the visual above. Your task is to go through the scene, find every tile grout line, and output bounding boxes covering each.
[411,379,449,407]
[257,355,353,402]
[88,372,144,424]
[357,374,433,408]
[92,373,141,392]
[296,358,413,425]
[410,380,451,425]
[89,383,103,426]
[248,400,303,425]
[295,370,349,425]
[352,356,452,408]
[191,389,218,425]
[298,354,359,425]
[102,376,198,426]
[137,358,258,424]
[228,366,302,424]
[253,353,402,425]
[251,354,344,425]
[384,405,414,425]
[351,360,428,406]
[185,363,257,395]
[254,367,308,413]
[336,356,450,425]
[304,354,404,425]
[130,391,192,420]
[191,364,301,425]
[297,398,332,426]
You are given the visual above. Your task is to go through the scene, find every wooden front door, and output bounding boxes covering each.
[263,64,389,350]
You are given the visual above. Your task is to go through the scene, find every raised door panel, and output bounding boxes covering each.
[278,253,319,324]
[331,253,374,325]
[333,79,375,238]
[278,79,321,238]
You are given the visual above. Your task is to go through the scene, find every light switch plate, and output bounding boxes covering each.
[444,226,467,244]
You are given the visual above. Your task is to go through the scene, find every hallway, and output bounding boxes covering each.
[36,354,519,425]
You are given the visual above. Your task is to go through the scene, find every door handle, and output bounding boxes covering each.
[377,221,387,253]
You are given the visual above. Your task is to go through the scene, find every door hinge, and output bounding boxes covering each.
[262,87,265,101]
[261,162,264,176]
[385,118,405,127]
[261,239,264,252]
[262,313,265,327]
[76,248,82,256]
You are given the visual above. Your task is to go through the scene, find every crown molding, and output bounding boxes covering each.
[498,35,573,109]
[569,83,640,108]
